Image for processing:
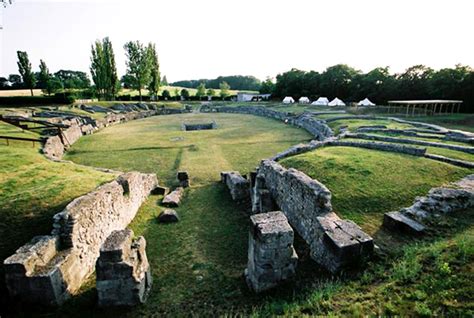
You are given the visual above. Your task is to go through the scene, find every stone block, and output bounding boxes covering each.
[383,211,425,234]
[177,171,190,188]
[162,187,184,207]
[246,211,297,293]
[158,209,180,223]
[96,230,152,307]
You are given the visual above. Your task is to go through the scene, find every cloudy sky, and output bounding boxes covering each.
[1,0,473,82]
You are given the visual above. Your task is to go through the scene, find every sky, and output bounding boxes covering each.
[1,0,473,82]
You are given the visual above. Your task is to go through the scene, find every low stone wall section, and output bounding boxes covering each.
[252,160,373,273]
[329,139,427,156]
[383,174,474,234]
[345,132,474,154]
[221,171,250,202]
[96,229,152,307]
[4,172,158,305]
[245,211,297,293]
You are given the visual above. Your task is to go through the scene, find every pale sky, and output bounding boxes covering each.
[1,0,473,82]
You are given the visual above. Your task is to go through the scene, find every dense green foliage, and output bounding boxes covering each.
[271,64,474,111]
[147,43,160,98]
[16,51,36,96]
[172,75,261,91]
[90,37,119,100]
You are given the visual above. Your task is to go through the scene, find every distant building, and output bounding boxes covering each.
[237,92,271,102]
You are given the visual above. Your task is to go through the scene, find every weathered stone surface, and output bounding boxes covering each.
[96,229,152,307]
[424,153,474,169]
[331,139,426,156]
[158,209,179,223]
[383,212,425,234]
[151,185,170,195]
[162,187,185,207]
[177,171,190,188]
[43,136,64,160]
[221,171,250,202]
[384,174,474,233]
[245,211,297,293]
[253,160,374,273]
[4,172,158,305]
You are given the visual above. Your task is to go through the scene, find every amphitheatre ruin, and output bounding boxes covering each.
[0,100,473,316]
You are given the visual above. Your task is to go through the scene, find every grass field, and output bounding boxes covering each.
[279,146,473,233]
[2,111,474,316]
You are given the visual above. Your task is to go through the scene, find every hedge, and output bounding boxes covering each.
[0,95,75,107]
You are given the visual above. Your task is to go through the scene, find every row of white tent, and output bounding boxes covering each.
[282,96,375,106]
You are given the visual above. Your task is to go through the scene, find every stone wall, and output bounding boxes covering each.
[221,171,250,202]
[252,160,373,273]
[4,172,158,306]
[245,211,297,293]
[96,229,152,307]
[331,139,427,156]
[384,174,474,234]
[345,132,474,154]
[200,105,334,141]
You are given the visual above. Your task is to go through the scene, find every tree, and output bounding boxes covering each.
[174,88,180,100]
[147,43,160,98]
[124,41,152,101]
[54,70,90,89]
[196,82,206,100]
[8,74,22,88]
[180,88,190,100]
[90,37,117,100]
[259,77,275,94]
[219,81,230,99]
[17,51,36,96]
[161,89,171,100]
[0,77,9,89]
[120,74,135,89]
[207,88,215,97]
[320,64,360,100]
[38,59,51,92]
[46,77,62,96]
[397,65,434,100]
[162,75,168,86]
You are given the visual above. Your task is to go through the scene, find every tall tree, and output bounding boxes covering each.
[17,51,36,96]
[124,41,152,101]
[219,81,230,99]
[162,75,168,86]
[147,43,160,98]
[207,88,215,97]
[259,77,275,94]
[38,59,52,95]
[90,37,117,100]
[196,82,206,100]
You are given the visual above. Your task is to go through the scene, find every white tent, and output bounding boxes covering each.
[299,96,310,104]
[311,97,329,106]
[282,96,295,104]
[357,98,376,106]
[328,97,346,107]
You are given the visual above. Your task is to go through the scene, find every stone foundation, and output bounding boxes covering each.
[245,211,297,293]
[383,174,474,233]
[4,172,158,305]
[182,122,217,131]
[96,229,152,307]
[252,160,374,273]
[221,171,250,202]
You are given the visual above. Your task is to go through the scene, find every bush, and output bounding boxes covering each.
[0,95,75,107]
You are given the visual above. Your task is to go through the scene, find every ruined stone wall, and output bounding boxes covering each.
[330,139,427,156]
[96,229,152,307]
[4,172,158,305]
[220,171,250,201]
[200,105,334,140]
[253,160,373,273]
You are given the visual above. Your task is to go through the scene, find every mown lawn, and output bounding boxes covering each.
[279,146,473,233]
[327,118,415,134]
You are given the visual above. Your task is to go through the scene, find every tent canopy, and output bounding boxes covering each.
[299,96,310,104]
[311,97,329,106]
[283,96,295,104]
[328,97,346,106]
[358,98,375,106]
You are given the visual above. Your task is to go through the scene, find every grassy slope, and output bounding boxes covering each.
[279,147,472,233]
[327,118,414,135]
[0,122,114,312]
[411,114,474,132]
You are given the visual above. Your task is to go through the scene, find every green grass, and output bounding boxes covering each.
[279,146,472,233]
[0,122,114,308]
[411,114,474,133]
[327,118,415,134]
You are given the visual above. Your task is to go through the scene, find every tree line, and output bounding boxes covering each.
[172,75,261,91]
[264,64,474,109]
